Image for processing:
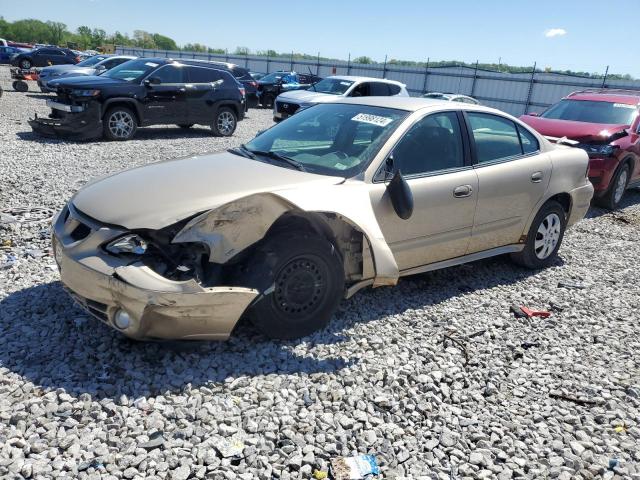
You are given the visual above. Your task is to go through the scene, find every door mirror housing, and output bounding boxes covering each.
[144,77,161,86]
[527,112,539,117]
[95,65,106,73]
[387,169,414,220]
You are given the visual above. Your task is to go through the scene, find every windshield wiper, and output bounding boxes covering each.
[248,149,307,171]
[227,144,257,159]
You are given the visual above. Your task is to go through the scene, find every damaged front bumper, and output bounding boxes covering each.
[52,206,258,340]
[29,101,103,140]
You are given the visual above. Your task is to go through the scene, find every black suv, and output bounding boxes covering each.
[257,71,321,108]
[11,47,79,69]
[29,58,246,141]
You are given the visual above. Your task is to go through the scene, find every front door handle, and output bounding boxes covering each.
[453,185,473,198]
[531,171,543,183]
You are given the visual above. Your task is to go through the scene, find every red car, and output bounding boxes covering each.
[521,89,640,209]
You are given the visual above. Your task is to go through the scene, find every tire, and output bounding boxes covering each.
[262,94,274,109]
[178,124,194,129]
[595,163,629,210]
[19,59,32,69]
[0,86,3,98]
[233,232,345,340]
[13,80,28,92]
[103,106,138,141]
[511,200,566,269]
[211,107,237,137]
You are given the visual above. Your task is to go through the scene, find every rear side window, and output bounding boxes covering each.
[388,84,401,95]
[468,112,523,163]
[40,49,58,55]
[153,65,184,84]
[370,83,391,96]
[517,125,539,154]
[187,66,222,83]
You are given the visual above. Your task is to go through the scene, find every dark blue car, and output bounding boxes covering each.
[0,46,28,64]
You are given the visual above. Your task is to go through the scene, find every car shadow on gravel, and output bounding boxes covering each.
[0,281,356,399]
[585,188,640,220]
[0,252,556,400]
[25,93,52,100]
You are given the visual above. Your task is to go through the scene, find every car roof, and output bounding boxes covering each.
[328,75,405,86]
[567,89,640,105]
[326,96,500,113]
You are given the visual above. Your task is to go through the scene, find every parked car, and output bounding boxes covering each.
[257,71,321,108]
[10,47,80,69]
[274,76,409,122]
[0,46,29,64]
[29,58,245,141]
[51,97,593,341]
[250,71,266,81]
[422,92,480,104]
[0,38,7,47]
[38,55,136,92]
[521,89,640,209]
[181,59,259,108]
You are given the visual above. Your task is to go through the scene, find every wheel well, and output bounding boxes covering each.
[103,101,141,124]
[264,211,364,282]
[622,156,635,174]
[217,103,239,118]
[546,192,571,216]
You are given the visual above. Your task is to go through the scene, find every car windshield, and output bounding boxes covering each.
[260,72,285,83]
[102,59,162,82]
[310,78,354,95]
[541,99,638,125]
[77,56,108,67]
[242,103,408,177]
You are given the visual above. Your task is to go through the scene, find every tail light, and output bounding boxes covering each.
[250,81,258,88]
[239,87,246,98]
[75,56,81,62]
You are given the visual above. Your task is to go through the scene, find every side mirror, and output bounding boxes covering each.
[527,112,539,117]
[95,65,106,73]
[211,79,224,89]
[144,77,161,87]
[386,169,413,220]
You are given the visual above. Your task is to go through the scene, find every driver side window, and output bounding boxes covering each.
[152,65,184,84]
[393,112,465,176]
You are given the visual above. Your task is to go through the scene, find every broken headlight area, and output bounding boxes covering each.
[576,143,619,158]
[106,234,148,255]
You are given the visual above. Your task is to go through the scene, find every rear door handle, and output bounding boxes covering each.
[531,171,543,183]
[453,185,473,198]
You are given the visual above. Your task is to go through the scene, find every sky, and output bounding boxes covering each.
[1,0,638,77]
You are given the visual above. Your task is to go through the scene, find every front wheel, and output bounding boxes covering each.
[13,80,28,92]
[511,200,566,269]
[211,107,237,137]
[595,164,629,210]
[233,232,345,340]
[103,106,138,141]
[19,59,32,69]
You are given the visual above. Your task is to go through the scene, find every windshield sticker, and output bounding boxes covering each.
[613,103,635,109]
[340,81,352,86]
[145,62,159,67]
[334,163,348,170]
[351,113,393,127]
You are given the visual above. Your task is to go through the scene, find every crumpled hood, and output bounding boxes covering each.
[520,115,629,142]
[277,89,342,104]
[72,151,343,230]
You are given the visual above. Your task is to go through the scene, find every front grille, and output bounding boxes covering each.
[69,222,91,241]
[277,102,300,115]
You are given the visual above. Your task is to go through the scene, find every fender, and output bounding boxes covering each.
[172,183,400,287]
[102,97,145,124]
[211,99,241,117]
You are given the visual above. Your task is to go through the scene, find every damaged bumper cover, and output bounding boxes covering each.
[29,101,103,140]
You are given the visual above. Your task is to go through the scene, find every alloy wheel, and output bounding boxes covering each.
[614,168,628,205]
[108,111,134,139]
[534,213,561,260]
[217,111,235,135]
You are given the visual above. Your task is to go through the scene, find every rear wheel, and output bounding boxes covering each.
[511,200,566,269]
[233,232,345,340]
[103,106,137,141]
[13,80,28,92]
[596,163,629,210]
[211,107,237,136]
[19,59,32,69]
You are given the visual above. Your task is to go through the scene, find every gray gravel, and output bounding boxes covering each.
[1,64,639,479]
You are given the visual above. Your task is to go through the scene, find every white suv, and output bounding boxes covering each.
[274,75,409,121]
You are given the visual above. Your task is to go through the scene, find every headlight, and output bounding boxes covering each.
[71,89,100,97]
[578,144,618,157]
[105,234,148,255]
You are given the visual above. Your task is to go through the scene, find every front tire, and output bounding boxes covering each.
[234,232,345,340]
[19,59,32,69]
[13,80,28,92]
[511,200,566,269]
[103,106,137,141]
[211,107,237,137]
[595,163,629,210]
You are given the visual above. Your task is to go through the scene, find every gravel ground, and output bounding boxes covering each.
[1,64,639,480]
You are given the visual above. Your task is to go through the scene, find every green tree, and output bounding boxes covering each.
[234,46,250,55]
[152,33,177,51]
[46,21,67,45]
[353,56,373,64]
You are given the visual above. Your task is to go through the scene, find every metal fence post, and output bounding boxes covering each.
[347,53,351,75]
[225,49,229,62]
[316,52,320,76]
[382,55,388,79]
[422,58,430,93]
[290,51,294,71]
[245,53,249,68]
[266,54,270,74]
[470,60,479,96]
[602,65,609,88]
[523,61,537,115]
